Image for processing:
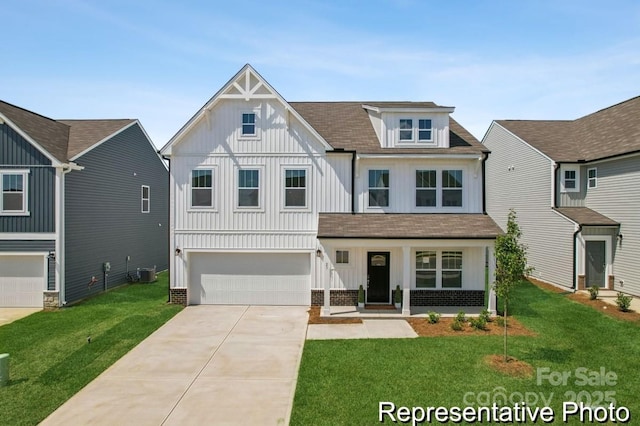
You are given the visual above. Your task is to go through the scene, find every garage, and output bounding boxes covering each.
[188,252,311,305]
[0,255,45,307]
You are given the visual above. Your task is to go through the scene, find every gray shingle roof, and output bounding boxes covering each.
[290,102,487,155]
[59,119,135,159]
[553,207,619,226]
[496,95,640,162]
[318,213,502,239]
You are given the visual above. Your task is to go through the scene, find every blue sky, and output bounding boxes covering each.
[2,0,639,147]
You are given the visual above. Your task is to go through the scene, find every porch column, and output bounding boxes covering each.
[402,246,411,316]
[322,260,331,317]
[487,245,497,314]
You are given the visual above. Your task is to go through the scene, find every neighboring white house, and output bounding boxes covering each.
[160,64,501,314]
[483,95,640,297]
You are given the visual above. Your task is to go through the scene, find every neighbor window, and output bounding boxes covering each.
[336,250,350,264]
[284,169,307,208]
[191,169,213,208]
[588,168,597,189]
[242,113,256,136]
[1,170,28,215]
[442,251,462,288]
[141,185,150,213]
[399,119,413,141]
[561,167,580,192]
[238,169,260,207]
[416,170,436,207]
[418,119,432,141]
[368,169,389,207]
[416,251,436,288]
[442,170,463,207]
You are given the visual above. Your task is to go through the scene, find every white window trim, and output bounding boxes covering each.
[587,167,597,189]
[561,165,580,193]
[442,169,463,208]
[441,250,463,288]
[238,108,261,140]
[397,116,436,146]
[188,167,217,211]
[415,250,437,288]
[418,119,434,142]
[413,249,464,289]
[235,166,264,211]
[335,249,351,266]
[367,169,390,209]
[415,169,437,209]
[281,165,311,212]
[0,169,30,216]
[141,185,150,213]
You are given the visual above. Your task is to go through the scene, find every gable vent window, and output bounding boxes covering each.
[242,113,256,136]
[141,185,150,213]
[588,168,597,189]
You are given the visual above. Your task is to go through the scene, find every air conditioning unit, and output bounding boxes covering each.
[139,267,156,283]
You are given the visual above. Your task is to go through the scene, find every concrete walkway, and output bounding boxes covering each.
[307,319,418,340]
[41,305,308,426]
[0,307,41,326]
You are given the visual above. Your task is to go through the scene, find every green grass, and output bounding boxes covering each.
[291,281,640,425]
[0,272,182,426]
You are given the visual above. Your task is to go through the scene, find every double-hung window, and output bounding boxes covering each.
[1,170,28,215]
[399,119,413,141]
[284,169,307,208]
[368,169,389,207]
[564,170,576,190]
[242,113,256,136]
[442,170,463,207]
[191,169,213,208]
[416,251,436,288]
[418,119,432,141]
[587,168,597,189]
[442,251,462,288]
[416,170,436,207]
[238,169,260,207]
[141,186,150,213]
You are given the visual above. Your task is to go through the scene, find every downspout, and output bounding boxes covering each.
[552,162,559,208]
[58,162,84,306]
[351,151,356,214]
[162,154,171,303]
[572,224,582,290]
[481,152,489,214]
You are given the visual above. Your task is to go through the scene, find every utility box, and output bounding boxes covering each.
[0,353,9,387]
[139,267,156,283]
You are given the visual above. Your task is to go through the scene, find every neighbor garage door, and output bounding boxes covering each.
[0,255,45,307]
[188,252,311,305]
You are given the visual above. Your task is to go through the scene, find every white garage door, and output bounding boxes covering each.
[0,255,45,307]
[189,252,311,305]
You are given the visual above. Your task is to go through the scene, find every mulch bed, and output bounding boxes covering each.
[307,306,362,324]
[406,316,536,337]
[485,354,534,378]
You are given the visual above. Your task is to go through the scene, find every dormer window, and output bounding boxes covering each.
[399,119,413,141]
[398,118,434,144]
[418,119,432,141]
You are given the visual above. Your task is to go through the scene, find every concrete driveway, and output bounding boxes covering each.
[40,305,309,425]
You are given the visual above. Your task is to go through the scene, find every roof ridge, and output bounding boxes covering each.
[0,99,68,127]
[576,94,640,121]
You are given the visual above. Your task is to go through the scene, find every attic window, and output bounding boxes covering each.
[399,119,413,141]
[398,118,434,144]
[418,119,432,141]
[242,113,256,136]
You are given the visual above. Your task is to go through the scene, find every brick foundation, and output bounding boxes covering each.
[311,289,359,306]
[43,291,59,310]
[608,275,615,289]
[169,288,188,306]
[410,289,485,306]
[577,275,586,290]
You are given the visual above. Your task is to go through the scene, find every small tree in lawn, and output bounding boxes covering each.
[493,209,531,362]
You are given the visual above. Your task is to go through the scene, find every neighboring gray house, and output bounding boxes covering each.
[0,100,168,308]
[483,95,640,297]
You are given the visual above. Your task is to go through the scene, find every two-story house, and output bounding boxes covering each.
[161,64,502,314]
[0,100,168,308]
[483,95,640,297]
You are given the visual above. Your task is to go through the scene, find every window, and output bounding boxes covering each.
[1,170,28,215]
[416,170,436,207]
[399,119,413,141]
[368,169,389,207]
[242,113,256,136]
[588,168,597,189]
[191,169,213,208]
[238,169,260,207]
[561,167,580,192]
[284,169,306,208]
[442,170,463,207]
[416,251,436,288]
[418,119,432,141]
[141,186,150,213]
[336,250,350,264]
[442,251,462,288]
[565,170,576,189]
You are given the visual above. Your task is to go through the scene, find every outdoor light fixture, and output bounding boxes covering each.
[48,251,56,260]
[316,249,323,258]
[175,247,182,256]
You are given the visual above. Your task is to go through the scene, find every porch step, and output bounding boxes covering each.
[364,304,397,310]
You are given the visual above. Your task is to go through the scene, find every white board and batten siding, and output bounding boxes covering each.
[0,254,47,307]
[483,123,575,288]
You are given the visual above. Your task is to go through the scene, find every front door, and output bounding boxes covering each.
[586,240,606,288]
[367,252,390,303]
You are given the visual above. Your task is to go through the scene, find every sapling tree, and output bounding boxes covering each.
[493,209,532,362]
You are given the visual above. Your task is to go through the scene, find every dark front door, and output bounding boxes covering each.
[367,252,390,303]
[586,240,606,288]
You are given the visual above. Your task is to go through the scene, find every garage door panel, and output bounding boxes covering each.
[0,255,44,307]
[189,253,311,305]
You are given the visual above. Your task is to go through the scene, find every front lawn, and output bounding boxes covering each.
[0,272,182,426]
[291,281,640,425]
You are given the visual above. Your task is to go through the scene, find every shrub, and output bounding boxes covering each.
[469,317,487,331]
[615,292,633,312]
[496,316,508,327]
[451,320,464,331]
[588,285,599,300]
[479,309,492,322]
[395,285,402,305]
[427,311,441,324]
[358,285,365,305]
[455,311,467,323]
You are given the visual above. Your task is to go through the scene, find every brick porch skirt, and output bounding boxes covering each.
[311,289,485,307]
